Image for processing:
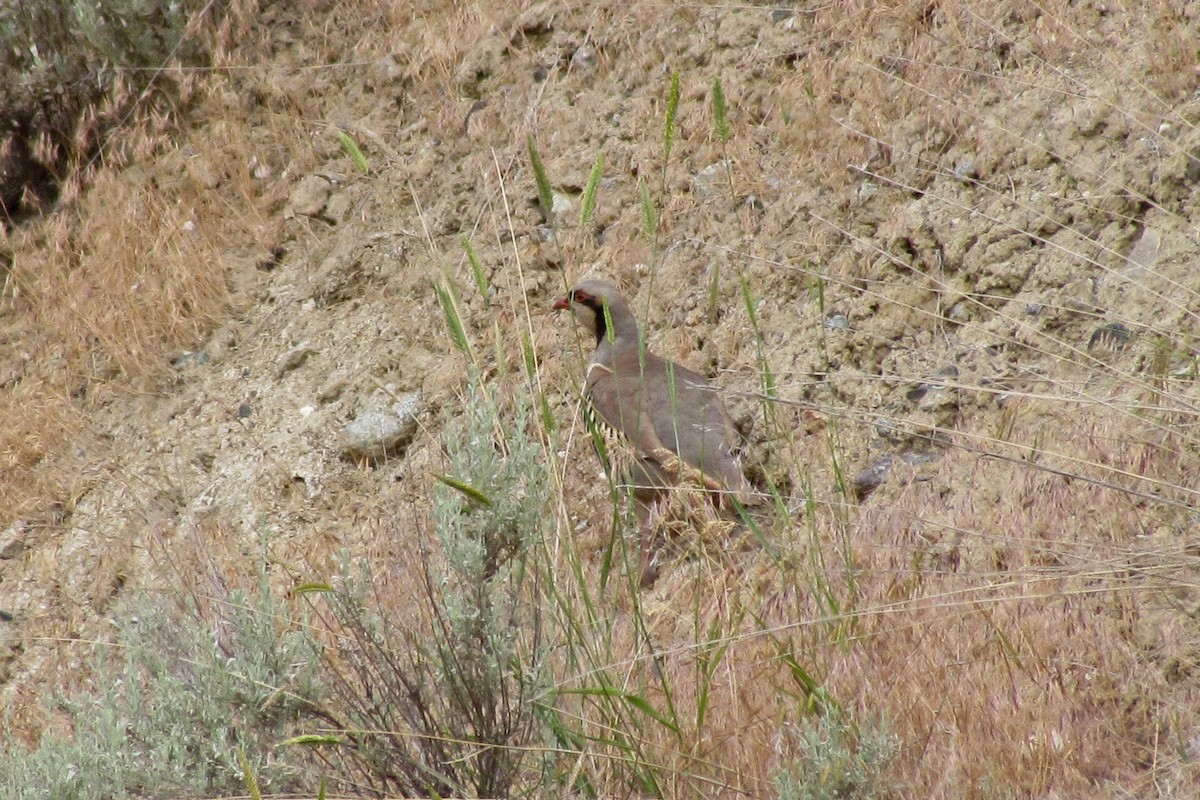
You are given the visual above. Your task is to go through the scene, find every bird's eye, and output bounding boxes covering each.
[572,290,592,303]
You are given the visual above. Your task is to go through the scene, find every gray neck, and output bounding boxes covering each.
[593,298,640,361]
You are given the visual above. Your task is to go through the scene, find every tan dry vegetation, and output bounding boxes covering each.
[3,0,1200,796]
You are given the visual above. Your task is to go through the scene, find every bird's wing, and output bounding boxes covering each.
[586,360,670,459]
[591,352,759,504]
[647,357,761,504]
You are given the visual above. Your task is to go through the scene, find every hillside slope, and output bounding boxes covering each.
[2,1,1199,795]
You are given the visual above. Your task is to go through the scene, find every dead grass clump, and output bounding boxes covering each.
[17,178,229,378]
[543,374,1200,796]
[802,411,1199,793]
[0,164,230,522]
[0,383,83,521]
[0,2,311,520]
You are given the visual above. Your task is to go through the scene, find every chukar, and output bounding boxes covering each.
[554,279,759,583]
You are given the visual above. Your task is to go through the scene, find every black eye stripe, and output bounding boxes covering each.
[569,290,608,344]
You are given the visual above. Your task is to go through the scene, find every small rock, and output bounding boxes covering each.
[1124,230,1159,272]
[907,365,959,404]
[549,192,573,222]
[186,155,221,189]
[570,45,596,72]
[1169,357,1196,378]
[370,53,404,84]
[874,418,903,443]
[1088,322,1132,353]
[597,222,620,245]
[324,190,354,222]
[249,155,273,181]
[256,245,286,271]
[953,158,977,182]
[1186,147,1200,183]
[770,7,795,24]
[0,520,30,559]
[917,387,956,413]
[317,378,348,404]
[692,163,724,198]
[853,457,893,499]
[1060,278,1100,313]
[288,174,332,218]
[341,391,424,464]
[854,450,944,500]
[277,342,317,377]
[515,1,556,35]
[455,37,504,90]
[464,99,488,133]
[172,350,211,368]
[236,403,253,419]
[824,312,850,331]
[945,301,971,322]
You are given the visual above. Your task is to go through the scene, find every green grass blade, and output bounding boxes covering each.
[638,179,658,242]
[435,281,473,360]
[337,130,370,173]
[238,747,262,800]
[280,733,343,747]
[521,326,538,383]
[433,473,494,507]
[563,686,680,734]
[522,327,556,433]
[579,151,604,228]
[462,236,489,299]
[741,275,776,399]
[711,77,730,142]
[707,261,720,324]
[811,273,827,314]
[661,70,681,196]
[623,692,679,733]
[663,70,681,165]
[602,299,618,345]
[778,650,837,716]
[527,134,555,223]
[293,582,335,595]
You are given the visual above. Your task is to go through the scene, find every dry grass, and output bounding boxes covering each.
[531,395,1200,795]
[3,0,1200,797]
[0,2,308,522]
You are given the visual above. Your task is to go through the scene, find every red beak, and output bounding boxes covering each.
[552,296,570,311]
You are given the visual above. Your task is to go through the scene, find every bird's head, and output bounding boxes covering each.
[553,280,635,347]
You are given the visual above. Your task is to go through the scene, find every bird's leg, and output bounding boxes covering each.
[635,495,661,588]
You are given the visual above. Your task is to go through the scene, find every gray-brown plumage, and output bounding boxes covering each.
[554,279,759,583]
